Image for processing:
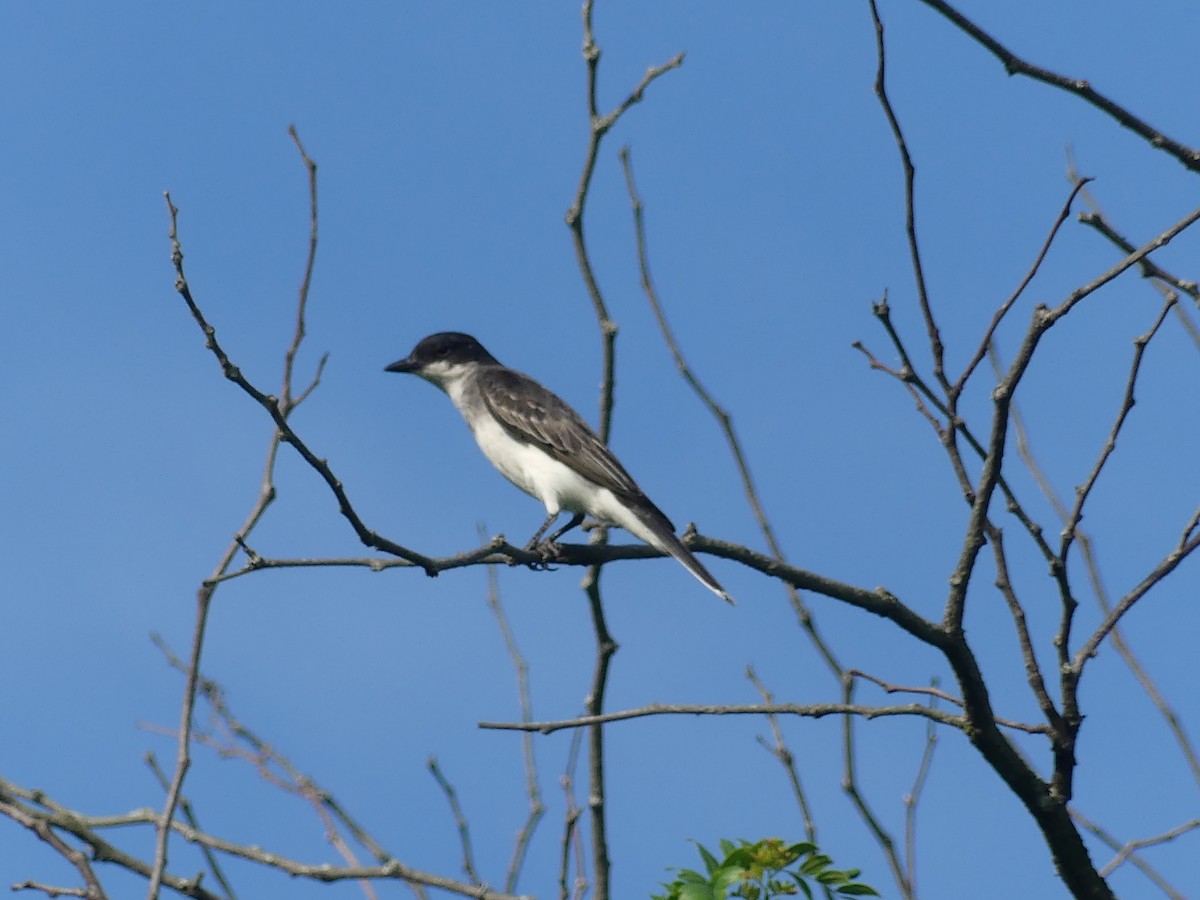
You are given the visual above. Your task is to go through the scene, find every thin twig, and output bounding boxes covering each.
[1066,155,1200,352]
[989,337,1200,793]
[948,203,1200,634]
[481,700,971,734]
[0,775,528,900]
[566,0,683,444]
[150,131,330,896]
[839,674,910,897]
[847,669,1048,735]
[428,757,481,885]
[1099,819,1200,879]
[0,800,106,900]
[1,785,221,900]
[282,124,319,412]
[11,882,93,899]
[984,524,1065,739]
[746,668,819,844]
[1074,524,1200,669]
[145,752,237,900]
[917,0,1200,173]
[1051,286,1179,799]
[149,634,394,867]
[619,145,852,676]
[856,308,1059,569]
[956,177,1093,393]
[564,7,684,898]
[146,578,213,900]
[578,546,617,900]
[1071,807,1188,899]
[904,684,940,899]
[558,728,587,900]
[1061,295,1177,564]
[164,193,437,576]
[477,525,545,894]
[869,0,945,391]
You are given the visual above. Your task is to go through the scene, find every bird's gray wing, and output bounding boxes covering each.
[476,366,674,525]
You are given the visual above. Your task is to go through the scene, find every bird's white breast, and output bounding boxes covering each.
[441,370,655,544]
[467,413,596,516]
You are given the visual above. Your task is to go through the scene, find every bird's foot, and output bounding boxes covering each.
[523,539,564,571]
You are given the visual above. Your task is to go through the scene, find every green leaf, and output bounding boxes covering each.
[696,842,721,876]
[657,836,873,900]
[836,884,881,897]
[678,883,715,900]
[712,865,749,894]
[798,854,833,876]
[816,869,850,885]
[723,847,757,869]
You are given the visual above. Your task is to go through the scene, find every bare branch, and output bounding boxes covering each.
[478,526,544,894]
[145,752,237,900]
[848,668,1049,735]
[917,0,1200,172]
[1099,819,1200,879]
[746,668,820,844]
[578,536,617,900]
[558,729,587,900]
[869,0,945,390]
[857,304,1059,570]
[904,685,940,899]
[956,177,1093,393]
[1070,808,1186,899]
[0,783,222,900]
[995,338,1200,792]
[428,758,481,886]
[11,882,93,899]
[1050,205,1200,322]
[281,124,319,414]
[146,581,214,900]
[984,524,1064,737]
[164,193,437,575]
[480,701,968,735]
[1080,212,1200,302]
[0,799,106,900]
[1,775,529,900]
[1074,521,1200,669]
[1037,290,1185,765]
[620,145,849,681]
[149,634,394,868]
[945,202,1200,635]
[839,674,910,898]
[853,331,948,439]
[562,18,682,896]
[1067,168,1200,354]
[565,0,683,444]
[1061,295,1178,563]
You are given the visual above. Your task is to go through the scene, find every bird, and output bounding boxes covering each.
[385,332,733,604]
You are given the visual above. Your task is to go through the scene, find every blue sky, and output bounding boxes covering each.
[2,2,1198,898]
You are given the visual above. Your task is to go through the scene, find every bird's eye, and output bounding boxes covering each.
[436,346,450,358]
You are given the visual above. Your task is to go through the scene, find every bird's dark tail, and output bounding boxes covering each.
[625,503,734,604]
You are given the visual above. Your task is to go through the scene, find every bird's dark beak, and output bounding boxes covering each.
[385,356,418,374]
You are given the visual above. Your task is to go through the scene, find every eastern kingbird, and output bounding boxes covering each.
[386,332,733,604]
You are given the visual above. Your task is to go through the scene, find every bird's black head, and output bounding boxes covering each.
[385,332,500,381]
